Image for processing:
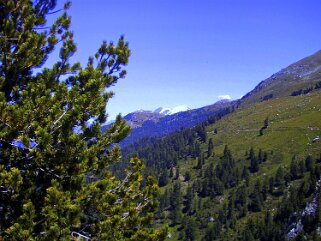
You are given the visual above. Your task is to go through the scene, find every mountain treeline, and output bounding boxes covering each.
[120,91,321,240]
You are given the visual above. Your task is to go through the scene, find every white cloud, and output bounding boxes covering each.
[218,95,231,100]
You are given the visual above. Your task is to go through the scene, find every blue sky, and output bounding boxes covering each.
[56,0,321,120]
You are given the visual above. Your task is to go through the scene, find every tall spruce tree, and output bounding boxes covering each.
[207,138,214,158]
[0,1,166,240]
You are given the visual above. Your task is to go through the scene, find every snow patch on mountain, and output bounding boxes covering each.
[154,105,190,115]
[171,105,190,114]
[154,107,172,115]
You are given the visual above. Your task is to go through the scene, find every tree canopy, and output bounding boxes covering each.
[0,0,166,240]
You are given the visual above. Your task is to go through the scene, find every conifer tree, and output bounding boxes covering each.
[250,154,259,173]
[207,138,214,157]
[184,185,195,215]
[290,159,299,180]
[0,1,166,240]
[169,182,182,225]
[158,170,169,187]
[182,216,198,241]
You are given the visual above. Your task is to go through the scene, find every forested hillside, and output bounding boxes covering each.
[122,83,321,240]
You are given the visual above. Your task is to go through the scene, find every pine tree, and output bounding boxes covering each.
[249,180,263,212]
[275,166,285,195]
[235,185,248,217]
[305,155,315,172]
[184,185,194,215]
[207,138,214,157]
[250,154,259,173]
[169,182,182,225]
[0,1,166,240]
[290,159,299,180]
[258,149,263,163]
[159,170,169,187]
[182,217,198,241]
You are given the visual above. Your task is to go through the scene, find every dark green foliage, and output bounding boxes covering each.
[185,171,191,182]
[181,216,199,241]
[291,89,303,96]
[207,138,214,157]
[169,182,183,225]
[196,124,207,143]
[159,170,169,187]
[305,155,315,172]
[160,149,319,240]
[264,117,269,128]
[291,81,321,96]
[275,166,285,187]
[290,159,299,180]
[259,117,269,135]
[184,186,195,215]
[249,147,259,173]
[215,146,241,188]
[205,222,221,241]
[235,185,248,217]
[249,180,263,212]
[262,93,273,101]
[0,1,166,240]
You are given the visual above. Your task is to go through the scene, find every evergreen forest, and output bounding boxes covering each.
[1,1,321,241]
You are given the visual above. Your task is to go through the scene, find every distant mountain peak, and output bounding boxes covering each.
[121,105,191,129]
[215,99,231,104]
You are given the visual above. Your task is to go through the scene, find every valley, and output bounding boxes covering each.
[120,51,321,240]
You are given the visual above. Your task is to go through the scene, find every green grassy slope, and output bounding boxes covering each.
[209,91,321,164]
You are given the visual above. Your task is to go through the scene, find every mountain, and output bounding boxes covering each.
[119,100,232,146]
[241,50,321,104]
[107,50,321,147]
[123,105,192,128]
[102,101,232,146]
[120,50,321,240]
[122,110,164,128]
[104,106,191,130]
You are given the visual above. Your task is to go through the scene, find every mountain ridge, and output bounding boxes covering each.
[105,49,321,147]
[241,49,321,104]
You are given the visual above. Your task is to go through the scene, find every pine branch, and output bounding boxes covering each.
[50,110,67,134]
[109,172,132,193]
[38,167,61,179]
[121,197,151,219]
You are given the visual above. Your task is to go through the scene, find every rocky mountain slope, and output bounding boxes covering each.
[241,50,321,104]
